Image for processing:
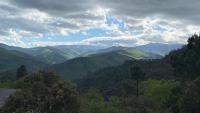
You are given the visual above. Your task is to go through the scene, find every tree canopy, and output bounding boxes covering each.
[1,70,80,113]
[16,65,27,80]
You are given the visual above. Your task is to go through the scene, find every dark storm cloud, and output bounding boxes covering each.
[96,0,200,24]
[10,0,95,17]
[10,0,200,24]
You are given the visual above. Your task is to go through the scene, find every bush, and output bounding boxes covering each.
[1,70,80,113]
[143,80,180,112]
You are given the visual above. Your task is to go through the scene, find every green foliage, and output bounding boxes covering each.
[0,81,15,88]
[78,59,173,97]
[80,89,123,113]
[52,47,161,80]
[2,90,36,113]
[143,80,180,112]
[144,80,179,105]
[121,95,152,113]
[1,35,199,113]
[170,34,200,79]
[16,65,27,79]
[53,52,133,80]
[106,96,123,113]
[0,78,27,89]
[130,65,145,97]
[130,65,145,81]
[1,70,80,113]
[178,78,200,113]
[80,89,106,113]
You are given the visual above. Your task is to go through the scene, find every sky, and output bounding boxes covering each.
[0,0,200,47]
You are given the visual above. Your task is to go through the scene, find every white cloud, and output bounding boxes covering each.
[0,0,200,47]
[29,35,149,47]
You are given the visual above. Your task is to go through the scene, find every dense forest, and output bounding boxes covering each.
[0,34,200,113]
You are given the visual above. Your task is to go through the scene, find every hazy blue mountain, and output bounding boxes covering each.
[135,43,183,56]
[55,45,108,57]
[0,43,107,64]
[0,42,179,67]
[83,43,183,57]
[55,45,107,51]
[0,43,25,52]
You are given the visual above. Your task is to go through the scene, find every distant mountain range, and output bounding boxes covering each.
[135,43,183,56]
[0,43,107,64]
[0,43,183,80]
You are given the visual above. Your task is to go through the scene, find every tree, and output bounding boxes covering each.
[80,89,123,113]
[80,89,106,113]
[121,95,152,113]
[179,77,200,113]
[143,80,180,113]
[106,96,123,113]
[130,65,145,97]
[16,65,27,79]
[1,70,80,113]
[169,34,200,80]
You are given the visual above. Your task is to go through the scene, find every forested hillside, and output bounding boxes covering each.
[0,36,198,113]
[0,47,45,73]
[0,0,198,112]
[51,48,161,80]
[75,34,200,113]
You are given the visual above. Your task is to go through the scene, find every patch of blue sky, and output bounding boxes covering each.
[105,15,128,32]
[22,27,125,44]
[152,24,166,33]
[85,28,110,37]
[57,33,86,41]
[21,15,130,44]
[23,32,87,43]
[20,37,30,42]
[132,31,144,36]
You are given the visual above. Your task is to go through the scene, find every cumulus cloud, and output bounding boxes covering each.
[0,0,199,47]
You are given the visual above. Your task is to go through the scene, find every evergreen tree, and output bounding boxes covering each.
[16,65,27,79]
[130,65,145,97]
[179,77,200,113]
[170,34,200,80]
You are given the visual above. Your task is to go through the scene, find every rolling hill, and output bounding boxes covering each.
[0,43,106,64]
[24,47,83,64]
[77,58,174,96]
[0,47,46,73]
[0,43,182,64]
[51,48,161,80]
[0,43,24,52]
[0,43,181,81]
[26,45,107,64]
[113,47,162,59]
